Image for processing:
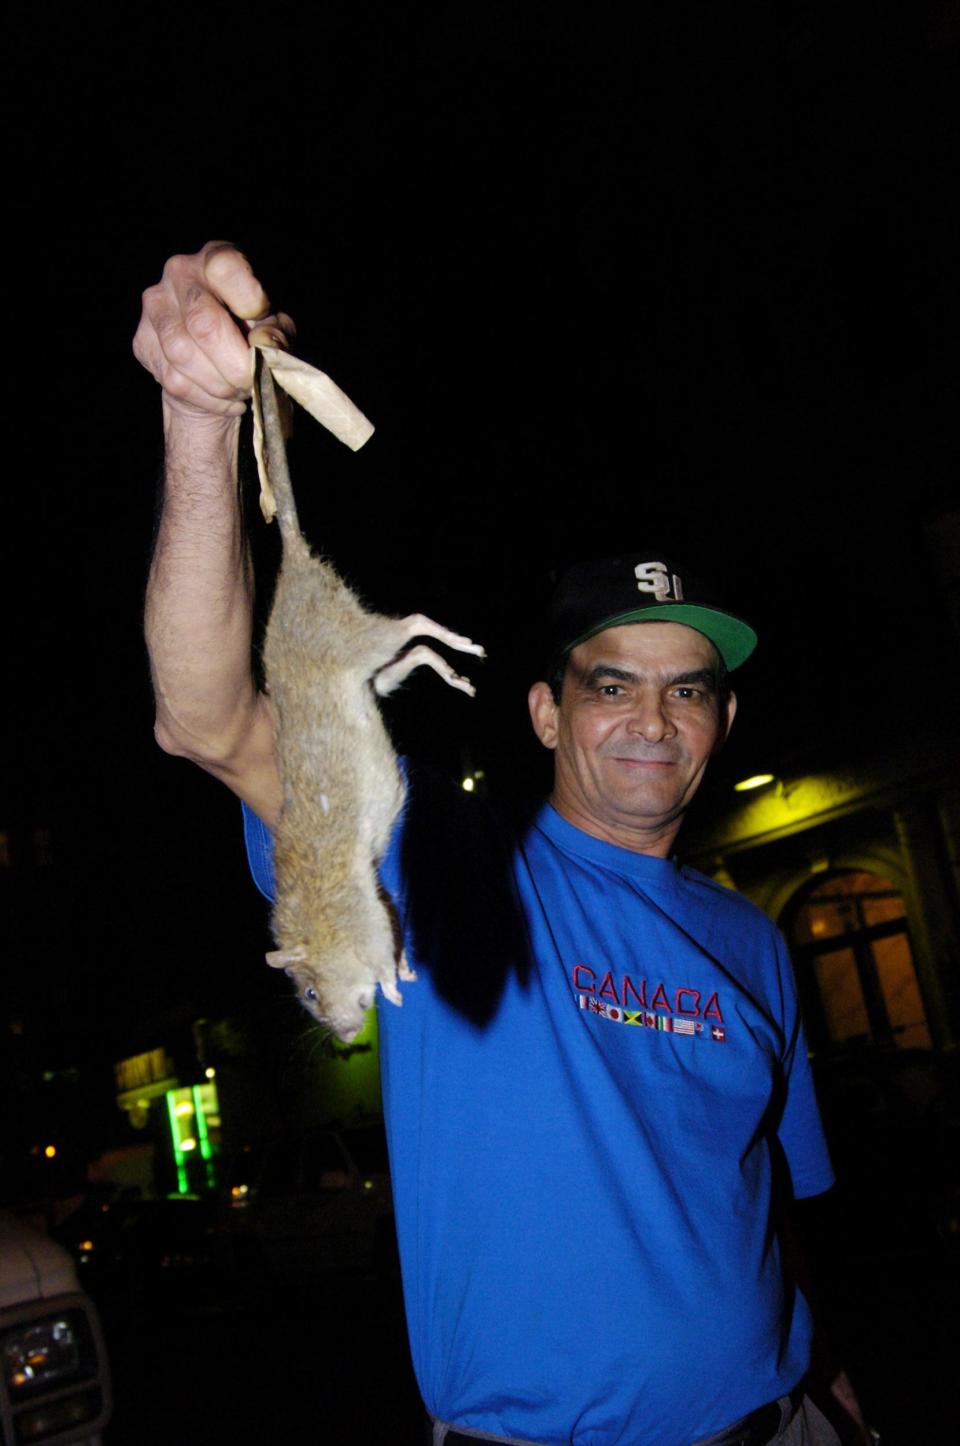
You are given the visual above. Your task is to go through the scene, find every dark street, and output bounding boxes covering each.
[103,1274,424,1444]
[95,1204,956,1444]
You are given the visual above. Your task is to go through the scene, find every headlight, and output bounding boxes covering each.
[1,1294,111,1445]
[3,1312,87,1396]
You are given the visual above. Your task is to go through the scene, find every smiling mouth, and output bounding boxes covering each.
[608,756,677,768]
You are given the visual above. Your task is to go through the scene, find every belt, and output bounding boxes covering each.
[435,1389,802,1446]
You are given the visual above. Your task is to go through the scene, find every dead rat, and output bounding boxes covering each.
[252,349,484,1042]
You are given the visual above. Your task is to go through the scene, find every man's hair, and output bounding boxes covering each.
[548,645,731,710]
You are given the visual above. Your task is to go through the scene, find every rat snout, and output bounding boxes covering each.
[331,1007,367,1044]
[322,979,378,1043]
[337,982,391,1041]
[335,991,376,1042]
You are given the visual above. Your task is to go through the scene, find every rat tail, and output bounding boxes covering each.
[256,351,306,551]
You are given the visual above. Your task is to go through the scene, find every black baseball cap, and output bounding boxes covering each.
[543,553,758,674]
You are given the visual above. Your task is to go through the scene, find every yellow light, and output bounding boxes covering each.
[231,1183,249,1198]
[205,1067,216,1079]
[174,1101,195,1116]
[44,1145,57,1159]
[461,777,475,792]
[734,774,775,793]
[80,1239,95,1252]
[180,1137,197,1151]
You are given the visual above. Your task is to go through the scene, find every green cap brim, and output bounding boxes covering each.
[566,604,758,670]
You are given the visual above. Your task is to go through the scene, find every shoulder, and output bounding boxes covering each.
[678,863,781,940]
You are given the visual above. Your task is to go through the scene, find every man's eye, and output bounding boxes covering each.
[598,684,625,697]
[672,687,701,701]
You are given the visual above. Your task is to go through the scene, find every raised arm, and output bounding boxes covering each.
[135,242,289,826]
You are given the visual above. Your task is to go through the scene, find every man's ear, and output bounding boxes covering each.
[528,680,559,750]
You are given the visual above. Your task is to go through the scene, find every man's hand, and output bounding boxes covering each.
[133,241,295,419]
[826,1369,876,1445]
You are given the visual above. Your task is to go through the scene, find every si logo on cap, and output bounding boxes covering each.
[634,561,684,603]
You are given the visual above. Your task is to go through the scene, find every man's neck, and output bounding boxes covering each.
[547,792,683,858]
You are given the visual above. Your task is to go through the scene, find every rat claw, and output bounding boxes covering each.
[381,977,403,1007]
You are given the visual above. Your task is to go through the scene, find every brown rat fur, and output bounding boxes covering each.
[256,358,483,1041]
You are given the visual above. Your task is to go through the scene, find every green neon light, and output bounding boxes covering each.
[165,1091,189,1195]
[192,1086,212,1160]
[192,1084,216,1190]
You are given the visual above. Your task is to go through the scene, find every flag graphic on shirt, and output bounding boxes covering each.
[580,996,623,1022]
[577,993,725,1041]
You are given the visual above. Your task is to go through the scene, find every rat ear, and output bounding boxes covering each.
[266,947,307,970]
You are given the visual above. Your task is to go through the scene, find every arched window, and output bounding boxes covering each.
[787,869,931,1052]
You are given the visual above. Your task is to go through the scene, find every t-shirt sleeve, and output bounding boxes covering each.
[241,803,277,902]
[774,929,835,1200]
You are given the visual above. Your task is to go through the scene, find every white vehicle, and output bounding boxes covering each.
[0,1212,112,1445]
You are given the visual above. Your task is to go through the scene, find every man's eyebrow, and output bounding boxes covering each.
[667,668,718,692]
[579,665,638,687]
[577,664,718,692]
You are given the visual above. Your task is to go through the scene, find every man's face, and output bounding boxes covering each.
[528,621,736,856]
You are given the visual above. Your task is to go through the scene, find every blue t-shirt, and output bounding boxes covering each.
[243,769,833,1446]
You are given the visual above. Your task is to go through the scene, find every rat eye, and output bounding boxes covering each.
[304,987,318,1002]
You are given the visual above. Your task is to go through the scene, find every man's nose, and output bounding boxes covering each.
[626,693,677,741]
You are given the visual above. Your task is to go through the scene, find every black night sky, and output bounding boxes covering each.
[4,5,958,1067]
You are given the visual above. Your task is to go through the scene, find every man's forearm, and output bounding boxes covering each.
[145,405,280,822]
[147,406,251,752]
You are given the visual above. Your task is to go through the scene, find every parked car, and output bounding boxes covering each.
[52,1190,232,1318]
[223,1122,397,1281]
[0,1211,112,1445]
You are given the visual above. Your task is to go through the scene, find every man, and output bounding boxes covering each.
[137,243,869,1446]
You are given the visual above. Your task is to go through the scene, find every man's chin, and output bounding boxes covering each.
[551,789,689,853]
[603,773,689,817]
